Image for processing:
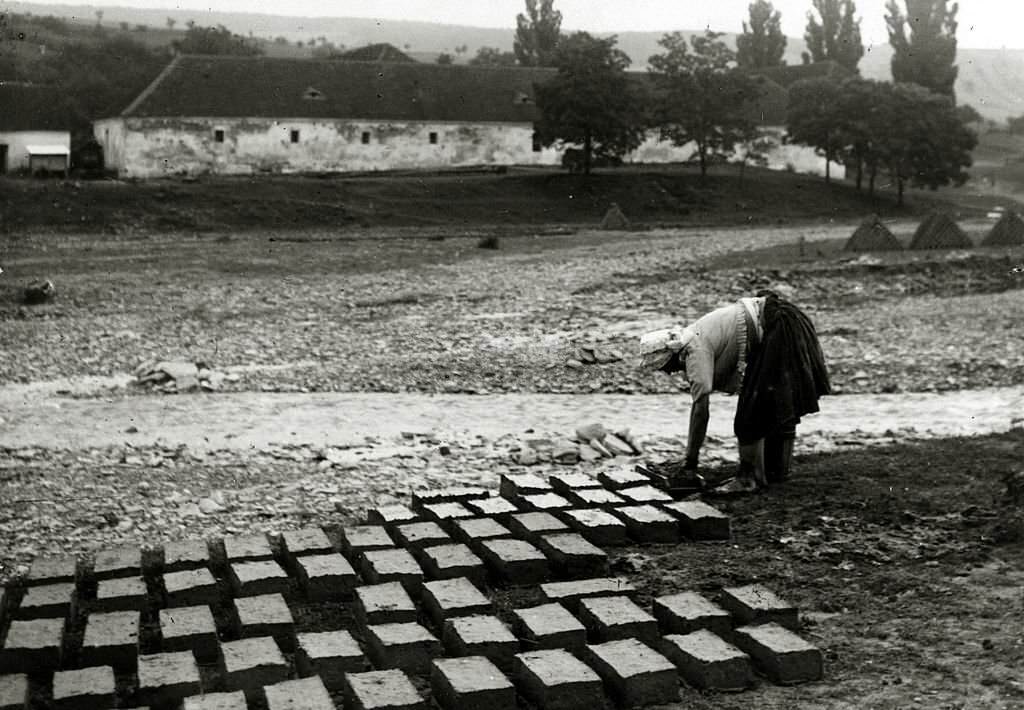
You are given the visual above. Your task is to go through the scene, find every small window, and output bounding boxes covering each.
[429,131,438,145]
[303,87,324,101]
[290,129,300,144]
[361,131,371,145]
[214,129,225,143]
[532,132,542,153]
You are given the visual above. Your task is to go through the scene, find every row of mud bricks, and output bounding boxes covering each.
[0,467,823,709]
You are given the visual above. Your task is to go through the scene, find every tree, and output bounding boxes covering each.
[885,0,958,98]
[785,77,847,183]
[648,31,761,178]
[172,24,263,56]
[94,10,103,27]
[534,32,646,175]
[736,0,787,69]
[436,52,454,65]
[514,0,562,66]
[834,77,891,193]
[804,0,864,72]
[469,46,518,67]
[1008,114,1024,135]
[166,17,176,30]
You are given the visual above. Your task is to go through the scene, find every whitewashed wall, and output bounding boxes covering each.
[0,130,70,172]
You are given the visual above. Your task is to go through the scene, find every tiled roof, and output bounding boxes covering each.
[0,83,72,131]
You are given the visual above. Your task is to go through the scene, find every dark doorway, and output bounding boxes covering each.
[0,144,8,174]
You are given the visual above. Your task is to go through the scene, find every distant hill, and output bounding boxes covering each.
[8,1,1024,121]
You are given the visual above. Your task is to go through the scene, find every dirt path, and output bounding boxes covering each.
[2,381,1021,453]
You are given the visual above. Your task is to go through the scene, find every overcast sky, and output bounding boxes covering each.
[16,0,1024,50]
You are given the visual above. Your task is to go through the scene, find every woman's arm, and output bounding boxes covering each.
[685,393,710,467]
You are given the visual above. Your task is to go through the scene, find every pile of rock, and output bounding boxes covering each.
[565,345,623,370]
[511,423,643,466]
[132,359,233,393]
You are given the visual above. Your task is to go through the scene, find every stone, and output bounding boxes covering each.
[732,623,824,684]
[223,534,274,562]
[653,592,732,637]
[339,526,395,557]
[93,577,147,613]
[234,594,295,649]
[0,674,29,710]
[80,611,139,668]
[547,473,602,497]
[0,618,63,672]
[540,578,636,612]
[295,553,357,601]
[498,473,551,500]
[662,500,731,540]
[464,497,519,519]
[391,522,451,550]
[478,539,549,585]
[617,485,675,505]
[660,630,753,691]
[295,630,364,690]
[518,493,572,513]
[164,568,220,608]
[719,585,799,630]
[577,596,659,644]
[442,616,519,670]
[353,583,418,627]
[162,540,210,573]
[52,665,116,710]
[15,582,75,619]
[160,605,219,661]
[92,546,142,581]
[360,549,424,596]
[421,578,491,628]
[421,502,474,527]
[565,488,627,509]
[431,656,516,710]
[512,649,604,710]
[220,636,289,697]
[419,544,487,588]
[365,622,442,674]
[511,603,587,651]
[536,533,609,579]
[136,651,203,707]
[582,638,678,707]
[597,468,650,490]
[228,560,291,597]
[612,505,680,543]
[411,487,489,511]
[281,527,335,560]
[560,508,629,546]
[365,504,419,527]
[182,690,248,710]
[507,512,569,543]
[25,555,77,586]
[264,676,335,710]
[450,518,511,549]
[344,670,425,710]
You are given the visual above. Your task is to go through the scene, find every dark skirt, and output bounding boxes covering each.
[734,293,831,444]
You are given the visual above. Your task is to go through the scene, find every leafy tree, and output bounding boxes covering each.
[834,77,891,193]
[172,24,263,56]
[885,0,958,98]
[436,52,454,65]
[804,0,864,72]
[648,31,761,178]
[469,46,518,66]
[736,0,787,69]
[119,21,131,32]
[954,103,981,125]
[534,32,646,175]
[514,0,562,66]
[785,77,847,182]
[1007,114,1024,135]
[166,17,176,30]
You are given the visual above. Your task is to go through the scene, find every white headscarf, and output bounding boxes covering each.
[638,326,697,370]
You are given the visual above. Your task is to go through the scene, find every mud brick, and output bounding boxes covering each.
[518,493,572,513]
[0,618,64,672]
[547,472,602,497]
[93,577,147,613]
[540,578,636,612]
[295,630,364,690]
[582,638,679,707]
[478,539,549,585]
[234,594,295,648]
[264,676,334,710]
[720,585,799,630]
[360,549,424,596]
[660,630,753,691]
[421,578,491,627]
[451,518,511,549]
[442,616,519,670]
[182,690,248,710]
[295,553,357,601]
[93,546,142,581]
[159,606,218,661]
[136,651,202,708]
[653,592,732,637]
[164,569,220,607]
[25,555,78,586]
[365,622,442,674]
[507,512,569,543]
[662,500,731,540]
[339,526,395,557]
[353,583,417,627]
[16,582,75,619]
[228,560,291,597]
[612,505,679,543]
[419,544,486,588]
[560,509,629,546]
[577,596,659,644]
[617,485,675,505]
[411,486,489,511]
[512,604,587,651]
[223,534,274,562]
[162,539,210,573]
[81,611,139,668]
[733,623,823,684]
[465,496,520,519]
[281,527,335,560]
[52,665,116,710]
[431,656,516,710]
[498,472,552,500]
[597,468,650,490]
[536,533,609,579]
[0,674,29,710]
[366,504,419,527]
[565,488,627,509]
[391,522,450,550]
[421,502,474,528]
[344,670,425,710]
[512,649,604,710]
[220,637,289,697]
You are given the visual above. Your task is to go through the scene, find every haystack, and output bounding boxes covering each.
[844,216,903,251]
[982,210,1024,247]
[909,212,972,250]
[600,202,630,230]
